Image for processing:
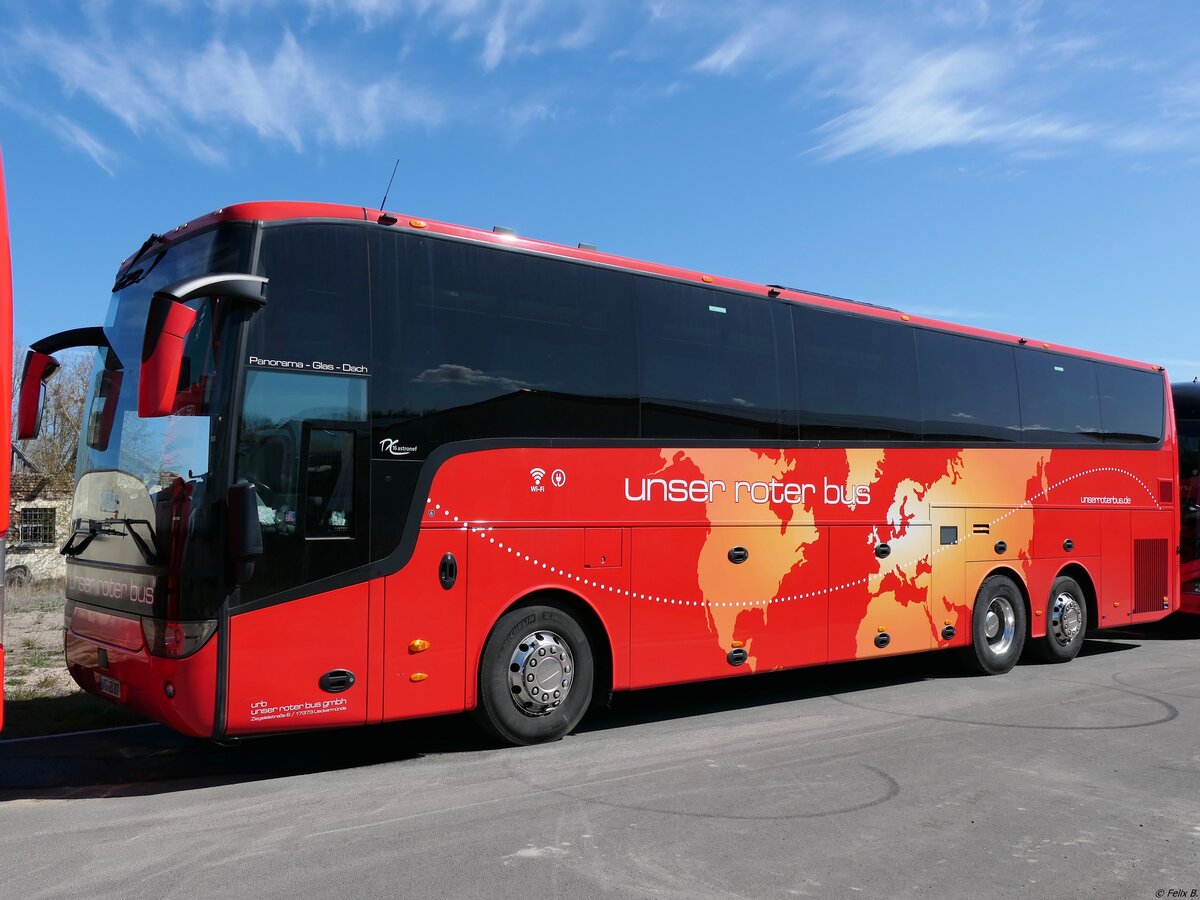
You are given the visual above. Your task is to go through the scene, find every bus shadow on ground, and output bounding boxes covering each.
[579,636,1146,733]
[0,628,1176,801]
[0,712,490,800]
[1100,612,1200,641]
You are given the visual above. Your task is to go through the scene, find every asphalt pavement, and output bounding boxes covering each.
[2,618,1199,899]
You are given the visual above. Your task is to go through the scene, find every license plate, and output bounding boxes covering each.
[97,673,121,700]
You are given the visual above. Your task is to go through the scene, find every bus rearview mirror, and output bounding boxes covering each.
[16,350,59,440]
[138,295,198,418]
[86,369,123,452]
[227,480,263,585]
[137,273,267,419]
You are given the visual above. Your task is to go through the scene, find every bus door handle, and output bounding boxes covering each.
[319,670,356,693]
[439,552,458,590]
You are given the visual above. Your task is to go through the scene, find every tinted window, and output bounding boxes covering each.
[917,330,1021,441]
[1178,414,1200,569]
[1096,363,1163,443]
[1016,349,1102,442]
[304,429,357,538]
[371,233,638,452]
[235,371,369,604]
[636,280,788,440]
[792,306,921,440]
[247,223,371,370]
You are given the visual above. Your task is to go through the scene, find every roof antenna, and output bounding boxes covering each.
[379,158,400,211]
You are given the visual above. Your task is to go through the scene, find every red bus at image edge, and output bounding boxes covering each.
[15,198,1181,744]
[0,148,13,732]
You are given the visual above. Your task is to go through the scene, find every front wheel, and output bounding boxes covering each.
[1030,576,1087,663]
[963,574,1027,675]
[473,604,594,746]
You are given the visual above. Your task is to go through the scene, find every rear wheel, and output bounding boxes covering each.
[473,603,594,746]
[963,574,1027,675]
[1031,576,1087,663]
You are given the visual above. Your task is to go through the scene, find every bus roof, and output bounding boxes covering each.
[1172,380,1200,416]
[129,200,1161,374]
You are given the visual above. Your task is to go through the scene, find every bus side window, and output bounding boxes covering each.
[304,427,355,538]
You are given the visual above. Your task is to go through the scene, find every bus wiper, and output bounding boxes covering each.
[112,233,165,291]
[61,517,159,565]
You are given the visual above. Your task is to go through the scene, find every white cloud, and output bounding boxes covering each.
[686,2,1128,161]
[502,100,555,132]
[691,6,813,75]
[931,0,991,30]
[1163,77,1200,121]
[48,116,119,176]
[0,85,120,175]
[152,31,444,151]
[13,24,445,162]
[9,0,1200,167]
[1105,126,1192,154]
[190,0,600,70]
[815,48,1092,159]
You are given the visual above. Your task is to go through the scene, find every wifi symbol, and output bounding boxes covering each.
[530,467,546,485]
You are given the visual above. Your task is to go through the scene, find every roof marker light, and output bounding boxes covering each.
[901,314,911,321]
[409,219,427,229]
[702,275,714,284]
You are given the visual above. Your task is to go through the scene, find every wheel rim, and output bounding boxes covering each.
[983,595,1016,656]
[508,630,574,717]
[1050,592,1083,646]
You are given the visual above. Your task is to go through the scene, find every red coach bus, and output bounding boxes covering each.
[19,202,1178,744]
[0,148,13,731]
[1173,381,1200,614]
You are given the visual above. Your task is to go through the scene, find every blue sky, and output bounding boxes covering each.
[1,1,1198,376]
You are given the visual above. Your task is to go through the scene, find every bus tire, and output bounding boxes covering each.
[1031,576,1087,663]
[473,603,594,746]
[963,574,1026,675]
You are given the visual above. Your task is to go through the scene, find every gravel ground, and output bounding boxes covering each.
[2,579,76,701]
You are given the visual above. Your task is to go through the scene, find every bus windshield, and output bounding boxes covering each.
[69,226,251,615]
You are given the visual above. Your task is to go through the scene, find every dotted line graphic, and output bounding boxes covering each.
[426,466,1161,609]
